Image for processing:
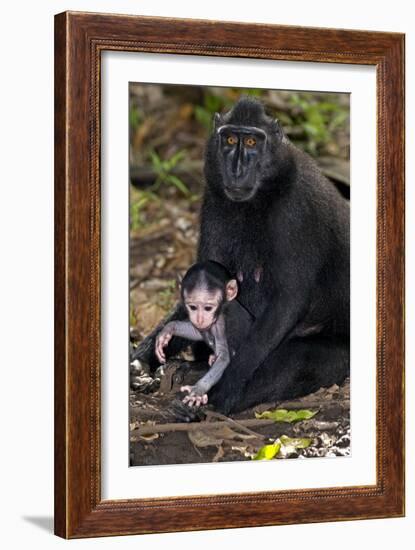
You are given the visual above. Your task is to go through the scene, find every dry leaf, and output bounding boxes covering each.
[212,446,225,462]
[188,424,258,449]
[139,433,159,441]
[188,429,224,448]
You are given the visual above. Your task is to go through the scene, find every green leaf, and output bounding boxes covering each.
[144,189,161,202]
[317,101,341,112]
[166,175,190,195]
[194,105,213,130]
[254,408,318,423]
[134,196,150,210]
[252,442,281,460]
[252,435,313,461]
[243,88,264,98]
[165,150,185,171]
[129,105,141,131]
[279,435,312,450]
[205,93,222,113]
[149,150,163,172]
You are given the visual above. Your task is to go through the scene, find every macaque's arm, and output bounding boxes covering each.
[165,321,203,341]
[131,302,186,364]
[190,315,230,395]
[155,321,203,364]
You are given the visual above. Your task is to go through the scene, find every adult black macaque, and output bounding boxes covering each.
[134,96,349,416]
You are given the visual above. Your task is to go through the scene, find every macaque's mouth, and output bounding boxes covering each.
[195,323,214,331]
[224,186,256,201]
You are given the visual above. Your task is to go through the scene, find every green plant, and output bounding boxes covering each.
[149,150,190,196]
[289,93,348,155]
[194,93,230,130]
[130,188,160,230]
[194,89,265,131]
[130,150,192,230]
[130,304,138,327]
[155,280,177,310]
[235,88,265,98]
[129,104,142,133]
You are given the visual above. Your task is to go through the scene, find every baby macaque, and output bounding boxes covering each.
[155,261,238,408]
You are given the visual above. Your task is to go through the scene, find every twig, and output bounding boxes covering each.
[275,398,349,410]
[130,160,203,187]
[132,417,276,437]
[131,398,349,437]
[205,410,266,440]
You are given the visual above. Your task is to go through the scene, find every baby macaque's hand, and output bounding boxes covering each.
[155,327,174,364]
[180,385,209,408]
[208,354,216,366]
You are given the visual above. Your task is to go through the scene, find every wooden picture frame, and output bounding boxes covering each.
[54,11,405,538]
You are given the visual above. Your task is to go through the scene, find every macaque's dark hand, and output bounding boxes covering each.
[180,385,209,408]
[155,328,174,364]
[170,393,207,423]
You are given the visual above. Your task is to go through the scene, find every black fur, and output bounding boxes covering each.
[133,96,349,417]
[181,260,232,303]
[198,97,350,414]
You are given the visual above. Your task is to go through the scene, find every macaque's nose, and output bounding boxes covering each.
[231,142,245,179]
[197,312,204,326]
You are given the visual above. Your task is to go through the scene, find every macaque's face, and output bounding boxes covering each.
[183,289,222,331]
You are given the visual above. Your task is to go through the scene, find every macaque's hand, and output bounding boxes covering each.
[180,385,209,408]
[208,354,216,366]
[155,327,174,364]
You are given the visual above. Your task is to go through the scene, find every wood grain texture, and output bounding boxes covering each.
[54,11,68,538]
[54,11,405,539]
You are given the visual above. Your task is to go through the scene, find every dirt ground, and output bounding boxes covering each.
[129,356,350,467]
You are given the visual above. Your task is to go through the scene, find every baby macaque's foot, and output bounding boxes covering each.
[180,385,208,408]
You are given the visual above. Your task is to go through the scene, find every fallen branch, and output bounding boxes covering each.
[131,396,349,437]
[132,417,276,437]
[276,398,349,410]
[205,410,266,440]
[130,160,203,187]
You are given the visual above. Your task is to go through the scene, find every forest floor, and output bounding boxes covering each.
[129,356,350,467]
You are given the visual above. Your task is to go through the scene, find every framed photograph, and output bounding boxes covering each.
[54,11,405,538]
[127,82,352,470]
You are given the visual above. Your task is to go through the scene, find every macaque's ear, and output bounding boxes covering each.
[225,279,238,301]
[213,112,223,131]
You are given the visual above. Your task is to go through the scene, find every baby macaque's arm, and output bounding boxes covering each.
[155,321,202,364]
[186,316,230,396]
[165,321,203,341]
[197,348,229,393]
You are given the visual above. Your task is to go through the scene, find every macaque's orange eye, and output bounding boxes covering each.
[244,137,256,147]
[227,135,238,145]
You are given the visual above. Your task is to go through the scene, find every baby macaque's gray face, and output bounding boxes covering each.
[183,289,222,331]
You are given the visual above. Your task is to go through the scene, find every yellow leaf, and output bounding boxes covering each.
[252,442,281,460]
